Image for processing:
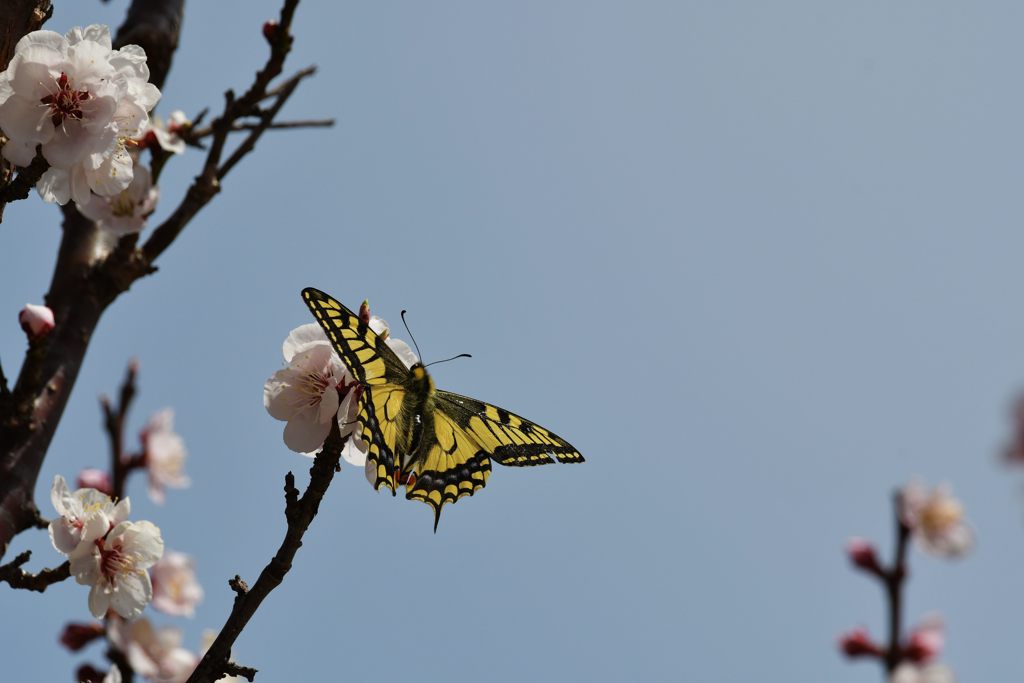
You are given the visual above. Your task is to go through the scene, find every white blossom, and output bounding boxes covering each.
[103,666,123,683]
[0,24,160,204]
[48,474,128,555]
[264,323,361,457]
[77,161,159,236]
[70,519,164,619]
[901,480,973,558]
[150,551,203,617]
[140,408,189,504]
[109,617,197,683]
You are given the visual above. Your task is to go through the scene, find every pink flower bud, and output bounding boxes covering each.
[76,469,113,496]
[838,627,883,658]
[262,20,280,43]
[904,615,944,663]
[359,299,371,325]
[846,537,882,574]
[59,621,105,651]
[19,303,54,340]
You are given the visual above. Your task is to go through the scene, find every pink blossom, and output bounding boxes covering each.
[19,303,54,340]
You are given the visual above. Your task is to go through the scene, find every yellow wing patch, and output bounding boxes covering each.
[356,383,408,494]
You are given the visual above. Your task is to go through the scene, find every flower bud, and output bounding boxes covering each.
[359,299,371,326]
[846,537,882,574]
[262,20,280,43]
[838,627,883,658]
[76,664,106,683]
[19,303,54,340]
[59,621,105,651]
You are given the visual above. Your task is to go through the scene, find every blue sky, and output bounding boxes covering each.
[4,1,1024,680]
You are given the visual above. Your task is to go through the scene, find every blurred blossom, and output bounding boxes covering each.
[58,621,104,651]
[138,109,189,154]
[845,537,881,574]
[19,303,54,340]
[76,468,113,496]
[70,519,164,619]
[151,551,203,617]
[141,409,190,504]
[110,617,197,683]
[838,627,883,658]
[104,667,123,683]
[48,474,129,555]
[901,480,972,558]
[904,614,944,664]
[891,663,955,683]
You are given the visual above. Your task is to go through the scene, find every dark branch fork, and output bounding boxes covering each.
[0,0,319,558]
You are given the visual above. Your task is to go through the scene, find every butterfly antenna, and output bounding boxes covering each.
[424,353,473,368]
[400,310,424,362]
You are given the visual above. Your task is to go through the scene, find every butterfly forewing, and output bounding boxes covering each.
[301,287,409,386]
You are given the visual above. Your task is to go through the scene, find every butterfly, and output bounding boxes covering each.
[302,287,584,531]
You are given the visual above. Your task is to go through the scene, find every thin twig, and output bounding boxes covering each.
[140,0,306,266]
[184,118,334,145]
[104,360,140,500]
[0,550,70,591]
[186,419,347,683]
[883,491,911,673]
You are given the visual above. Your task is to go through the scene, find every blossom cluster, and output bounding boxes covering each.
[0,25,159,205]
[263,302,417,479]
[49,475,164,619]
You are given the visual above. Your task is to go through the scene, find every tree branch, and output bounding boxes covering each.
[0,0,317,560]
[186,420,347,683]
[0,550,70,591]
[103,360,140,500]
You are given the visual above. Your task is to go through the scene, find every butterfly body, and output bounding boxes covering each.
[302,287,584,530]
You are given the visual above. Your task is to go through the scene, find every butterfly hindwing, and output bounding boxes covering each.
[434,391,584,467]
[405,409,492,531]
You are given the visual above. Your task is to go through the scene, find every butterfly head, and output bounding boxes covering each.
[409,363,435,394]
